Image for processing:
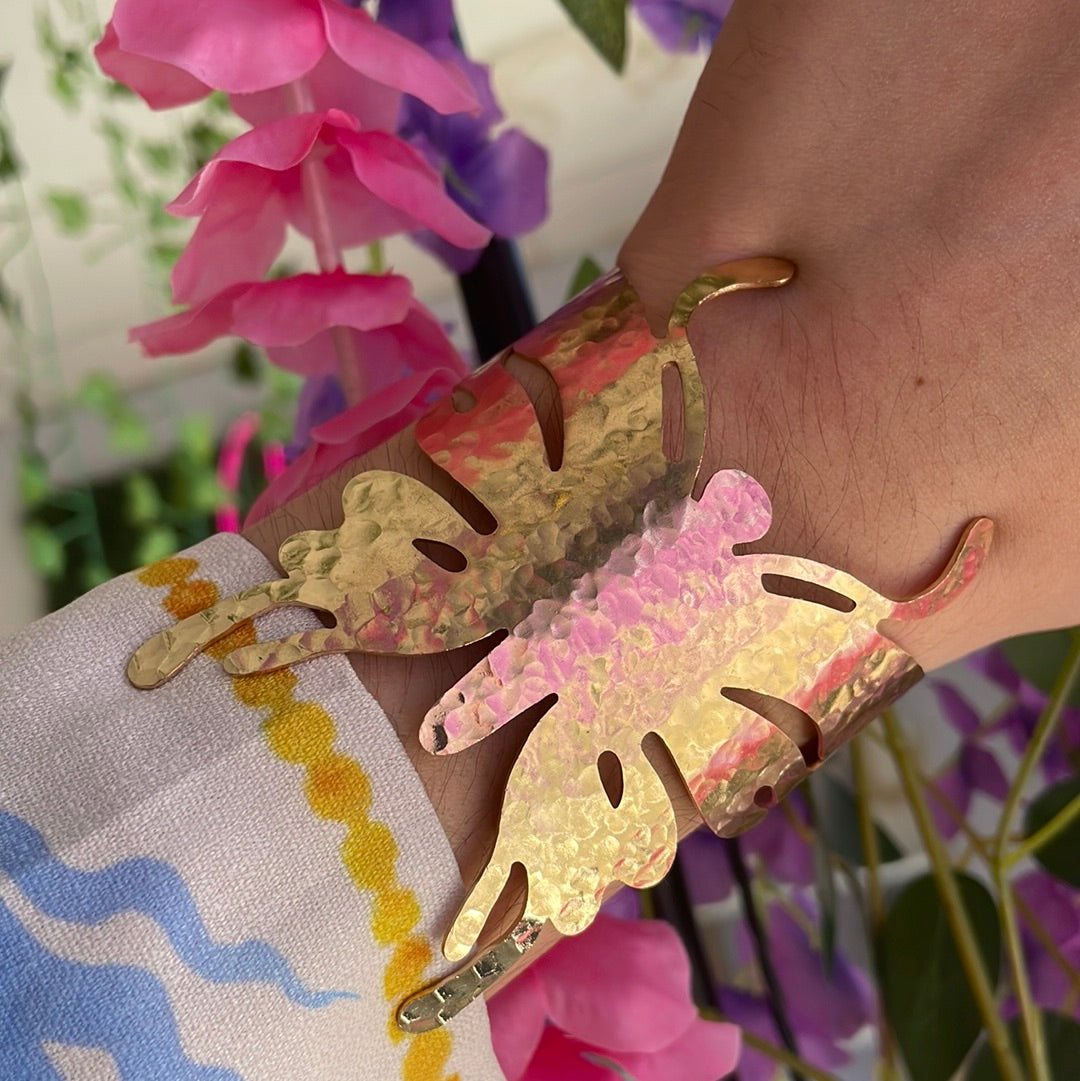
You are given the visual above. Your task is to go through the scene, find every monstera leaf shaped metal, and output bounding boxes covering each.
[127,258,991,1035]
[129,261,789,688]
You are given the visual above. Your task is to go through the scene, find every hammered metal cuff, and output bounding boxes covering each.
[128,258,991,1034]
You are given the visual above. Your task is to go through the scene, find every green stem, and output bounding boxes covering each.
[989,629,1080,1081]
[738,1031,840,1081]
[851,737,884,928]
[994,867,1050,1081]
[1014,890,1080,1001]
[707,1021,841,1081]
[881,711,1026,1081]
[1006,790,1080,870]
[851,736,899,1074]
[995,629,1080,856]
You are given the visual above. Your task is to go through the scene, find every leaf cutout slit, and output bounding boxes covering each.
[761,573,857,613]
[503,352,564,471]
[722,687,824,767]
[640,730,696,807]
[422,455,499,536]
[472,861,530,954]
[661,362,685,463]
[597,750,624,808]
[412,538,468,573]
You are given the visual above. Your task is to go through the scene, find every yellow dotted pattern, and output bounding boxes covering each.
[137,557,458,1081]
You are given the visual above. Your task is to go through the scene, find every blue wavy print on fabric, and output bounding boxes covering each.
[0,902,241,1081]
[0,811,356,1008]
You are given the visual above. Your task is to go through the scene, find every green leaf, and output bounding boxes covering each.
[138,141,177,175]
[177,415,214,463]
[109,413,152,455]
[556,0,628,71]
[76,372,123,417]
[148,197,181,231]
[80,561,112,591]
[45,190,91,235]
[18,454,51,506]
[567,255,605,299]
[184,473,227,515]
[0,122,21,182]
[149,241,185,271]
[104,80,136,101]
[50,68,79,108]
[999,629,1080,709]
[117,175,140,208]
[23,522,66,579]
[816,773,904,865]
[877,871,1001,1081]
[231,342,261,383]
[1023,778,1080,888]
[966,1012,1080,1081]
[185,119,230,170]
[135,525,179,566]
[123,472,161,526]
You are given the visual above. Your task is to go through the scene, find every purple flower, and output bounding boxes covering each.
[969,647,1080,783]
[1015,871,1080,1018]
[932,680,982,737]
[287,375,347,462]
[717,896,875,1079]
[377,0,549,271]
[927,742,1010,838]
[634,0,734,54]
[680,798,816,907]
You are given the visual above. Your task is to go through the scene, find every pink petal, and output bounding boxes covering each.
[535,915,698,1054]
[280,143,426,249]
[215,506,241,534]
[171,171,286,304]
[245,364,461,524]
[487,968,550,1081]
[130,285,246,356]
[110,0,327,94]
[520,1030,623,1081]
[319,0,477,115]
[613,1017,742,1081]
[340,129,490,249]
[169,113,330,216]
[231,272,412,347]
[217,412,261,488]
[94,21,211,109]
[266,303,466,380]
[231,50,401,130]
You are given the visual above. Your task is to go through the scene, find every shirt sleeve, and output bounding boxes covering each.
[0,533,507,1081]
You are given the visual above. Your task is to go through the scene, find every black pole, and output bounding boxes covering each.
[650,851,719,1012]
[725,838,807,1081]
[456,236,536,359]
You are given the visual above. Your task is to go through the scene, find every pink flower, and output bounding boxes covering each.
[169,109,491,303]
[488,914,740,1081]
[95,0,476,117]
[131,271,413,357]
[246,363,463,524]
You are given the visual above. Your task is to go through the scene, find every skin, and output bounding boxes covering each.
[244,0,1080,968]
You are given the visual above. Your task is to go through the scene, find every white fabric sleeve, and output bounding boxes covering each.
[0,533,507,1081]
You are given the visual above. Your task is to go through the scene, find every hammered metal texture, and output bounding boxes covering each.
[129,260,792,688]
[423,473,991,960]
